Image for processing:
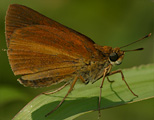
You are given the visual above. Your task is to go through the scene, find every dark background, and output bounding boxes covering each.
[0,0,153,120]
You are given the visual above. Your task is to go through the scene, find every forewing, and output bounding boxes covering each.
[8,25,85,74]
[5,4,98,58]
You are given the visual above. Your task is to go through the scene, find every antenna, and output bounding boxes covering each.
[120,33,151,49]
[123,48,144,52]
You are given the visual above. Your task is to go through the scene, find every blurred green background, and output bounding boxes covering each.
[0,0,153,120]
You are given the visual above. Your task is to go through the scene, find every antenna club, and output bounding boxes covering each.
[145,33,152,38]
[137,48,144,50]
[148,33,151,37]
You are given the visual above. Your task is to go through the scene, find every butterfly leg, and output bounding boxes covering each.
[45,75,79,117]
[98,67,109,117]
[79,75,89,84]
[43,82,70,95]
[108,70,138,97]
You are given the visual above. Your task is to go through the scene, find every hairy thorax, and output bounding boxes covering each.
[79,60,111,84]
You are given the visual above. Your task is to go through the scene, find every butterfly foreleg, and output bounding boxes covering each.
[108,70,138,97]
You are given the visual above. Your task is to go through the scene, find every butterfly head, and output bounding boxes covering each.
[109,47,124,65]
[95,33,151,66]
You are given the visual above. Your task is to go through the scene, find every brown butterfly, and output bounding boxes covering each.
[5,4,151,117]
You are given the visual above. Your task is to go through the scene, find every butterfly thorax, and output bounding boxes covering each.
[79,45,124,84]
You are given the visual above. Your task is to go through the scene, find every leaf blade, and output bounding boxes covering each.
[13,64,154,120]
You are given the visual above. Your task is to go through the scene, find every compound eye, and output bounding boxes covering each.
[109,52,118,62]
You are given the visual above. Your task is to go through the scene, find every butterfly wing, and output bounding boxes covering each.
[6,4,101,87]
[5,4,96,50]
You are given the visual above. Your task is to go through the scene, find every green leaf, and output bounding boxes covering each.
[13,64,154,120]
